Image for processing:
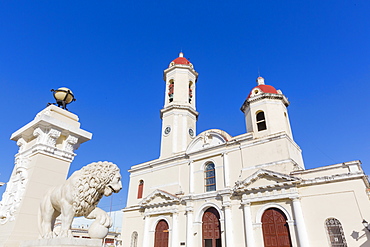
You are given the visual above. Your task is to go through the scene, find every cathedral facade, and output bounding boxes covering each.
[122,53,370,247]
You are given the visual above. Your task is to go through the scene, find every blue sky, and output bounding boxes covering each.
[1,1,369,212]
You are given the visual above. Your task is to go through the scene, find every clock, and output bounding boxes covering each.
[164,126,171,135]
[189,128,194,137]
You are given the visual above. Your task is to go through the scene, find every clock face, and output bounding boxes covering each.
[164,126,171,135]
[189,128,194,137]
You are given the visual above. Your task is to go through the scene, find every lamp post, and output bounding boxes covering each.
[362,219,370,231]
[49,87,76,110]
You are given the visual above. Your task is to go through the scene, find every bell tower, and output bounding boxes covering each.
[241,76,293,139]
[160,52,198,158]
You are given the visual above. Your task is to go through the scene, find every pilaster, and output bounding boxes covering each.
[241,196,255,247]
[189,160,194,194]
[171,213,179,247]
[222,152,230,187]
[222,194,234,247]
[142,215,150,247]
[186,204,194,247]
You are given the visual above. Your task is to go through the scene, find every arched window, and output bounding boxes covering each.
[205,163,216,192]
[325,218,347,247]
[189,81,193,103]
[130,231,138,247]
[168,80,174,103]
[137,180,144,199]
[256,111,267,131]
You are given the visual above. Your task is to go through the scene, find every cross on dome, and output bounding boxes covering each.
[257,76,265,85]
[245,76,279,99]
[170,52,192,66]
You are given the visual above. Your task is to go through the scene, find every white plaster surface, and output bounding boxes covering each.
[122,70,370,247]
[0,105,92,247]
[20,238,102,247]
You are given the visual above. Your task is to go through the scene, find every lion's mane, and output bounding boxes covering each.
[72,161,120,217]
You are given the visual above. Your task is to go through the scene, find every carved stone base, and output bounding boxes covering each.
[20,238,102,247]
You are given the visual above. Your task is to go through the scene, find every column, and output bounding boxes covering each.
[172,213,179,247]
[142,215,150,247]
[186,205,194,247]
[222,152,230,187]
[173,114,178,153]
[182,114,187,150]
[222,197,234,247]
[241,197,255,247]
[291,197,310,247]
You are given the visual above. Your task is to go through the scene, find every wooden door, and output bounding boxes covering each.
[154,220,169,247]
[202,207,222,247]
[262,208,292,247]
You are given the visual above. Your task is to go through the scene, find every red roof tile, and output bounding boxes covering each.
[172,57,191,65]
[247,85,278,99]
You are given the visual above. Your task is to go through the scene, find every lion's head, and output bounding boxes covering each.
[72,161,122,216]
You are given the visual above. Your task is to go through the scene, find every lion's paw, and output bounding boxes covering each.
[97,212,112,228]
[58,229,73,238]
[44,232,54,239]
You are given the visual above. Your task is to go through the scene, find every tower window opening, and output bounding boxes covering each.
[189,82,193,103]
[130,231,138,247]
[137,180,144,199]
[256,111,267,131]
[205,163,216,192]
[168,81,174,103]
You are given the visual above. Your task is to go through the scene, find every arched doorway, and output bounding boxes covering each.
[154,220,169,247]
[202,207,222,247]
[262,208,292,247]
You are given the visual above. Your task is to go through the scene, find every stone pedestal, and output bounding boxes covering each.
[0,105,92,247]
[20,238,102,247]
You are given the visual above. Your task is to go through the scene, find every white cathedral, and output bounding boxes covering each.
[122,53,370,247]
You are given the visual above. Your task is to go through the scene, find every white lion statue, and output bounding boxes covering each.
[38,161,122,239]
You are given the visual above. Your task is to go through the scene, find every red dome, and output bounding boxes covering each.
[247,85,278,99]
[172,56,191,65]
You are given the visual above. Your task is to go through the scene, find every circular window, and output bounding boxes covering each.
[189,128,194,137]
[164,126,171,135]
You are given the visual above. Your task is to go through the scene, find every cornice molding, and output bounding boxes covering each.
[163,65,198,80]
[241,93,290,112]
[299,172,366,187]
[140,189,180,207]
[160,104,199,119]
[130,132,302,175]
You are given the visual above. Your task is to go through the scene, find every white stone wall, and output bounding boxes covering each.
[0,105,92,247]
[123,131,370,247]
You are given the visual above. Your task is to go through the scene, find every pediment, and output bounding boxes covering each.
[140,189,180,207]
[234,169,301,192]
[186,129,232,154]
